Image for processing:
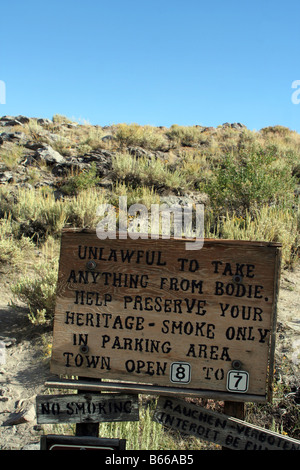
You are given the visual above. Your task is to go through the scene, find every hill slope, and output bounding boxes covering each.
[0,115,299,449]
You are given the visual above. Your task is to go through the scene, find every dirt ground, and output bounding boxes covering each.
[0,266,299,450]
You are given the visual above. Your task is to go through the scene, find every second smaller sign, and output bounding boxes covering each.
[36,393,139,425]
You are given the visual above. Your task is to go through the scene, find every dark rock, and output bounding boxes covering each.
[202,127,215,132]
[231,122,246,130]
[9,132,28,143]
[222,122,246,130]
[0,133,9,144]
[66,123,78,129]
[154,150,170,161]
[98,178,114,190]
[292,164,300,179]
[77,150,113,174]
[21,155,40,167]
[0,115,14,121]
[81,153,102,163]
[35,145,66,165]
[51,162,72,177]
[0,116,21,126]
[53,190,65,201]
[15,115,30,124]
[19,182,34,190]
[37,118,52,126]
[102,134,116,143]
[19,219,49,242]
[100,150,114,159]
[0,336,17,347]
[0,171,14,183]
[128,146,154,159]
[24,141,45,150]
[0,131,28,144]
[5,120,22,127]
[2,404,36,426]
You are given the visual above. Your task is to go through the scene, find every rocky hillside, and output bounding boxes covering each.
[0,114,116,190]
[1,114,299,263]
[0,115,299,449]
[0,114,294,196]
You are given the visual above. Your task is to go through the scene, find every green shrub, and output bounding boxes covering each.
[65,187,107,228]
[112,182,161,209]
[115,124,168,150]
[52,114,74,125]
[97,399,211,450]
[78,126,105,151]
[0,215,34,267]
[60,163,100,195]
[112,153,186,191]
[177,151,213,188]
[205,151,296,214]
[0,144,25,169]
[219,204,300,268]
[11,257,58,324]
[260,125,293,137]
[10,187,68,241]
[11,237,60,324]
[166,125,205,147]
[51,137,74,156]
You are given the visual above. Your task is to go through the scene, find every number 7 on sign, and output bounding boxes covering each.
[226,370,249,393]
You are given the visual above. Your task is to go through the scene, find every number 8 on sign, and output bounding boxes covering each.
[170,362,191,384]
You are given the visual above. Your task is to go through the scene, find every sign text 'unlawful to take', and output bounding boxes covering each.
[50,230,281,401]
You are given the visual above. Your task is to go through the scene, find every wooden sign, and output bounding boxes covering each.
[36,393,139,425]
[50,230,281,401]
[40,435,126,451]
[153,396,300,451]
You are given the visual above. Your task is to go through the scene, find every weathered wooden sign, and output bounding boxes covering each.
[40,435,126,451]
[36,393,139,425]
[50,230,281,401]
[153,396,300,451]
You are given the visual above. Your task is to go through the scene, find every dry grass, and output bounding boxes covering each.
[1,119,299,448]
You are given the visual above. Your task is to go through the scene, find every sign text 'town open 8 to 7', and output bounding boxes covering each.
[50,229,281,402]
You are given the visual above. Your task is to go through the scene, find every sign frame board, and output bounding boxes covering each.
[40,435,126,451]
[153,396,300,451]
[36,393,139,425]
[50,229,281,402]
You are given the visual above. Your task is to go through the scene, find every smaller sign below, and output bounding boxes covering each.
[153,396,300,451]
[36,393,139,425]
[226,370,249,393]
[40,435,126,451]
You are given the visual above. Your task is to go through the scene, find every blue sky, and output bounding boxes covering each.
[1,0,300,132]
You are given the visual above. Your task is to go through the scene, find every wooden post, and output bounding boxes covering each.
[75,377,100,437]
[224,401,245,420]
[222,401,245,450]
